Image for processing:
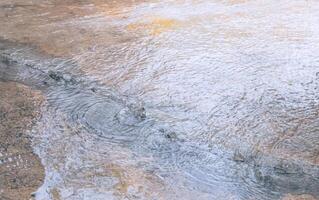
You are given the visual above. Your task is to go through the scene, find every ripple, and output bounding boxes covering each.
[1,0,319,198]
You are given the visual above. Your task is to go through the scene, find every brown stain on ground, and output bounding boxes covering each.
[51,187,61,200]
[107,163,165,199]
[0,0,144,57]
[0,81,45,200]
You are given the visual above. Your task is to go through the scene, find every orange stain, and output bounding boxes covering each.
[127,17,179,35]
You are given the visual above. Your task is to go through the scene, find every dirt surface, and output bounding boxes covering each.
[0,0,144,57]
[0,81,45,200]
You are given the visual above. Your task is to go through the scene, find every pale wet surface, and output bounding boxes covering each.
[1,0,319,199]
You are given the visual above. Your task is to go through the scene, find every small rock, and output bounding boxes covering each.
[62,74,72,82]
[48,71,62,81]
[25,63,35,68]
[165,132,177,140]
[90,87,97,92]
[117,107,141,126]
[159,128,165,133]
[233,151,245,162]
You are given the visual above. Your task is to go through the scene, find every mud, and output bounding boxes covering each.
[0,81,44,200]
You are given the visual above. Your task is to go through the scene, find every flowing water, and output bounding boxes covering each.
[1,0,319,199]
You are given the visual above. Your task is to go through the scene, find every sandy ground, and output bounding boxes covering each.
[0,81,44,200]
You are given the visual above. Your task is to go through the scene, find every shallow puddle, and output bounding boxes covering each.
[1,0,319,199]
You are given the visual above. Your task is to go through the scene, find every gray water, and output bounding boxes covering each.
[1,0,319,199]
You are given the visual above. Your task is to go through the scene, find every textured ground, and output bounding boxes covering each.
[0,81,44,200]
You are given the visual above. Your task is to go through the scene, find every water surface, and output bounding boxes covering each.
[1,0,319,199]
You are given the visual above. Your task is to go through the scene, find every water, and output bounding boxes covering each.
[1,0,319,199]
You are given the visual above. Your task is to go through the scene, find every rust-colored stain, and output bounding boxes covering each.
[127,17,179,35]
